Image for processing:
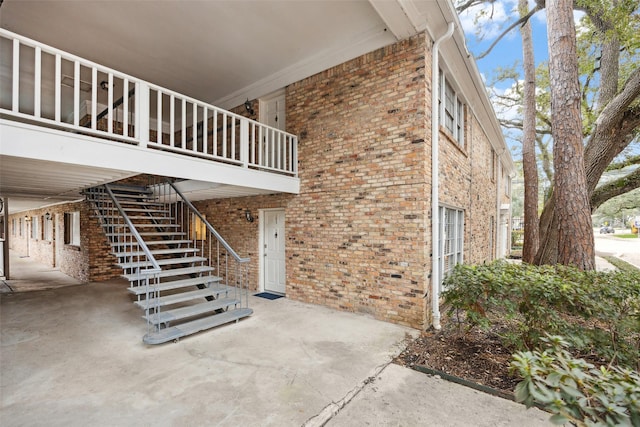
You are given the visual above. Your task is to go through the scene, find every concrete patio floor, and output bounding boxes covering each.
[1,256,550,426]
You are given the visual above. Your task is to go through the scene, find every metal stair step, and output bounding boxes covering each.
[109,199,164,206]
[107,184,153,194]
[117,256,207,269]
[112,223,180,229]
[135,286,231,308]
[99,215,174,220]
[112,239,194,247]
[128,276,224,295]
[115,247,200,258]
[143,308,253,345]
[106,231,185,237]
[122,265,214,281]
[121,207,170,213]
[144,298,240,325]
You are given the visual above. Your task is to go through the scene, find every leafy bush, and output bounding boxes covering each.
[441,261,640,369]
[511,336,640,426]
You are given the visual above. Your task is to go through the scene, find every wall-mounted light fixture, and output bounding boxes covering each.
[244,99,254,116]
[245,209,254,223]
[45,212,52,221]
[100,80,109,91]
[24,215,31,222]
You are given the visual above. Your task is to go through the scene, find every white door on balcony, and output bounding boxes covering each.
[259,91,285,170]
[262,209,286,294]
[259,90,286,131]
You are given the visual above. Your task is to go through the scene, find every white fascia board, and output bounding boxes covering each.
[368,0,417,40]
[0,120,300,194]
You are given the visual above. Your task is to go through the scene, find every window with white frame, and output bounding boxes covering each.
[43,215,53,241]
[439,207,465,289]
[11,218,16,236]
[439,70,465,148]
[64,211,80,246]
[31,216,39,240]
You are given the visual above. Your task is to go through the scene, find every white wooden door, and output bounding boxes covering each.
[259,91,286,170]
[259,91,285,131]
[263,209,286,294]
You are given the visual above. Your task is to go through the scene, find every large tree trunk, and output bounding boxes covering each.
[541,0,595,270]
[519,0,539,263]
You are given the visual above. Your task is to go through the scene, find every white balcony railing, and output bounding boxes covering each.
[0,29,298,177]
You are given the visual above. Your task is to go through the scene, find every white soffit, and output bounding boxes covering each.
[368,0,418,39]
[0,0,397,109]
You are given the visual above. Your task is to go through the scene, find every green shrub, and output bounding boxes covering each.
[511,336,640,426]
[442,261,640,369]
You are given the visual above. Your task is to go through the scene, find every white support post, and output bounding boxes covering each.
[181,99,186,149]
[34,47,41,118]
[123,78,129,137]
[138,82,150,148]
[222,114,227,158]
[91,67,97,130]
[12,39,19,113]
[231,117,236,159]
[74,61,80,126]
[250,122,256,164]
[55,54,61,122]
[258,126,263,166]
[293,137,298,176]
[170,94,175,148]
[107,73,113,133]
[157,90,162,144]
[240,118,249,168]
[191,103,197,152]
[213,111,218,156]
[203,107,208,154]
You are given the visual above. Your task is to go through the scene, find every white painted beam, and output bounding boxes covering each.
[0,120,300,195]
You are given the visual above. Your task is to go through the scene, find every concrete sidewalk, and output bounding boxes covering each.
[1,277,550,426]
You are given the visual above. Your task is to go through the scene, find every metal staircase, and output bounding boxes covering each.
[86,181,252,345]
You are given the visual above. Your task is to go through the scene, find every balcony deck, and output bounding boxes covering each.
[0,29,299,202]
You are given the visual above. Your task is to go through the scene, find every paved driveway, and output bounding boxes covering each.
[1,279,550,426]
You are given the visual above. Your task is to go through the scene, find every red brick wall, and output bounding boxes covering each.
[196,34,431,328]
[8,200,119,282]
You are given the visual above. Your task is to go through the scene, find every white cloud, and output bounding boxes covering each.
[489,81,522,123]
[459,0,519,40]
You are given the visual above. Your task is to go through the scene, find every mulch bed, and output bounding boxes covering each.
[394,323,521,394]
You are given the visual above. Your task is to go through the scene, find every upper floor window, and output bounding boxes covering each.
[439,70,465,148]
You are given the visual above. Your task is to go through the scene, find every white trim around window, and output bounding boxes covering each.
[438,70,465,148]
[438,206,465,291]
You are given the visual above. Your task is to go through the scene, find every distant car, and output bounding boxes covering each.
[599,226,615,234]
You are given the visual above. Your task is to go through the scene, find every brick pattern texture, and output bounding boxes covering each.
[7,31,504,331]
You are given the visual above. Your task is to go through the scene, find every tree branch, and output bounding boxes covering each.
[606,154,640,171]
[591,167,640,211]
[476,5,543,59]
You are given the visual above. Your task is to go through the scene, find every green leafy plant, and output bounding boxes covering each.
[442,261,640,369]
[511,335,640,426]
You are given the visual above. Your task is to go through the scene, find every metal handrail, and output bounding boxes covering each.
[103,184,162,274]
[95,87,136,122]
[167,181,249,264]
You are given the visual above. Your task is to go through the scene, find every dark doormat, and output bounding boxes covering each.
[254,292,284,300]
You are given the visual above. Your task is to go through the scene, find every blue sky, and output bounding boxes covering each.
[457,0,555,89]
